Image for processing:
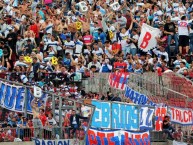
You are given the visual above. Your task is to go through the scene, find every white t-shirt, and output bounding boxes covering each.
[92,48,104,56]
[173,3,179,12]
[75,40,83,54]
[104,45,113,58]
[178,6,186,13]
[119,30,130,48]
[64,41,75,55]
[178,20,189,36]
[47,117,56,126]
[108,26,117,42]
[153,48,169,62]
[130,35,139,49]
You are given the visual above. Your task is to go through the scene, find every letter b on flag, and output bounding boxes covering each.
[140,32,151,49]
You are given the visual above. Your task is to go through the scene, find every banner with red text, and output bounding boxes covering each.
[138,23,160,52]
[169,107,193,125]
[86,128,150,145]
[155,106,167,131]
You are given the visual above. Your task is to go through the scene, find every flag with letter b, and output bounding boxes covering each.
[138,23,160,52]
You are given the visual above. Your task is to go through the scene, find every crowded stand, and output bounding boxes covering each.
[1,0,193,144]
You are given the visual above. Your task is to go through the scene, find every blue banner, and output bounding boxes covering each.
[140,107,154,130]
[125,86,156,106]
[91,100,139,130]
[0,82,47,113]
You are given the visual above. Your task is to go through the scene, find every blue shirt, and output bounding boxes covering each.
[127,63,134,72]
[99,32,106,44]
[63,58,71,67]
[38,10,45,20]
[101,64,111,72]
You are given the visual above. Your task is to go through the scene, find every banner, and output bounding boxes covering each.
[155,106,167,131]
[140,107,154,130]
[0,82,48,114]
[34,139,79,145]
[91,100,139,130]
[170,107,193,125]
[108,72,129,90]
[86,129,151,145]
[173,140,187,145]
[125,86,149,105]
[138,23,160,52]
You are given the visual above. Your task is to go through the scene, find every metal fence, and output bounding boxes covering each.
[82,72,193,108]
[0,127,86,142]
[0,78,95,144]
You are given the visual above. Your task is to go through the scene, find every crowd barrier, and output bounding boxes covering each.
[82,72,193,109]
[0,72,193,143]
[0,127,86,142]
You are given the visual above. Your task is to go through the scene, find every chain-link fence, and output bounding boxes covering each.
[82,72,192,108]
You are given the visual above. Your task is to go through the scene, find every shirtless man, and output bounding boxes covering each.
[31,98,43,138]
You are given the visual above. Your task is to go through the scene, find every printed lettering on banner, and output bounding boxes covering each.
[91,100,139,130]
[0,82,48,113]
[155,106,167,131]
[111,103,138,130]
[125,86,148,105]
[170,107,193,125]
[0,82,25,112]
[138,23,160,52]
[91,100,111,128]
[173,140,187,145]
[34,139,79,145]
[86,128,151,145]
[140,107,155,130]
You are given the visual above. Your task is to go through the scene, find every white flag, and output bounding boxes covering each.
[138,23,160,52]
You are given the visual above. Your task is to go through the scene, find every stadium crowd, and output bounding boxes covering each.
[1,0,193,142]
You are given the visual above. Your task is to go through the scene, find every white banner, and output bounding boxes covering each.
[138,23,160,52]
[34,139,80,145]
[169,107,193,125]
[173,140,187,145]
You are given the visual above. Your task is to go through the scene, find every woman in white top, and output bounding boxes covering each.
[45,113,57,139]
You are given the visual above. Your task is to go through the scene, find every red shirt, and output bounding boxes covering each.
[112,43,121,54]
[30,24,39,38]
[114,61,127,72]
[39,114,47,126]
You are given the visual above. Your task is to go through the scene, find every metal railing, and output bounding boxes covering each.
[82,73,193,108]
[0,127,86,142]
